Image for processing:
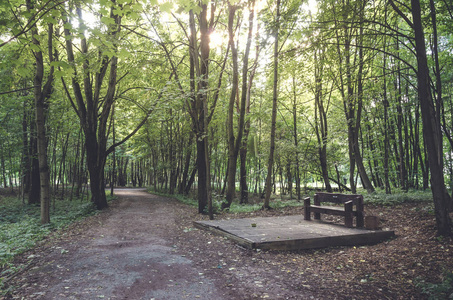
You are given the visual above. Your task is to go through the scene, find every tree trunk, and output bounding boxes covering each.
[313,47,332,193]
[224,1,255,209]
[263,0,280,209]
[21,99,31,195]
[410,0,451,235]
[179,135,193,194]
[382,31,391,194]
[353,7,374,194]
[27,0,54,223]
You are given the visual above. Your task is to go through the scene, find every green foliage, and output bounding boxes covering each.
[149,188,305,214]
[0,196,98,267]
[416,270,453,300]
[364,189,433,206]
[147,188,198,207]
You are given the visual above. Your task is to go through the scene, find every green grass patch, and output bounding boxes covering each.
[363,188,433,206]
[148,188,305,214]
[0,192,116,294]
[0,193,117,267]
[147,188,199,207]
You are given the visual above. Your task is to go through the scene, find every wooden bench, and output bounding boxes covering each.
[304,192,364,228]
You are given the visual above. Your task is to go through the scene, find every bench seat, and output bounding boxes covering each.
[304,193,364,228]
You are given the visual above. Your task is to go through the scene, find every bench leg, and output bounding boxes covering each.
[304,197,311,221]
[314,197,321,220]
[314,212,321,220]
[356,212,364,228]
[345,201,353,228]
[356,200,364,227]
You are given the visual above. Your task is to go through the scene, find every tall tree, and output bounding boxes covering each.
[313,43,332,193]
[224,0,256,209]
[408,0,451,235]
[26,0,55,224]
[188,4,213,217]
[331,0,374,193]
[62,1,152,209]
[263,0,281,209]
[389,0,452,235]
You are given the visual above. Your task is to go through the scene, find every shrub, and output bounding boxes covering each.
[416,270,453,300]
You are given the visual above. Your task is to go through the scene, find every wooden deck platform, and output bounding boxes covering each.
[194,215,395,251]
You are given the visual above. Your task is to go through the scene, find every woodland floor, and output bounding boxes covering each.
[3,188,453,299]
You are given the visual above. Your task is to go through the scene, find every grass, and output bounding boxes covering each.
[149,187,435,214]
[0,192,115,268]
[148,188,306,214]
[0,191,116,295]
[363,188,433,206]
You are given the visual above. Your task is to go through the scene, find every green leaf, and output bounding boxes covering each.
[119,48,130,59]
[54,70,66,78]
[99,7,109,15]
[43,16,57,25]
[159,2,173,13]
[129,11,139,19]
[113,8,124,16]
[101,16,115,25]
[132,3,142,11]
[29,44,41,52]
[17,67,29,77]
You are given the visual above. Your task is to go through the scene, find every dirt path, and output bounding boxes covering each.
[8,189,238,300]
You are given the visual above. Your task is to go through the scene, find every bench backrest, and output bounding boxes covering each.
[314,192,364,208]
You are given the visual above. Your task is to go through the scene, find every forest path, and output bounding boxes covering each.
[7,188,453,299]
[9,189,236,300]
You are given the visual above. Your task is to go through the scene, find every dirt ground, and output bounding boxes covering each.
[3,188,453,299]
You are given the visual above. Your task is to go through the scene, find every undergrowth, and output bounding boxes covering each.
[0,192,116,295]
[0,193,115,273]
[150,187,434,213]
[416,270,453,300]
[148,188,305,214]
[363,188,433,206]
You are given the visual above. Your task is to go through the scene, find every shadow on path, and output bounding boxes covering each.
[10,189,228,300]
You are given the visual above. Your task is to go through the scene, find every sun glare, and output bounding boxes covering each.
[304,0,318,14]
[209,31,227,49]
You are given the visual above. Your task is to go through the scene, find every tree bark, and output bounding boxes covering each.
[224,1,255,209]
[313,46,332,193]
[263,0,280,209]
[410,0,451,235]
[27,0,54,224]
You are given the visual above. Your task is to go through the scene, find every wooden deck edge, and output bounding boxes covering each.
[193,220,395,251]
[255,230,395,251]
[193,221,255,249]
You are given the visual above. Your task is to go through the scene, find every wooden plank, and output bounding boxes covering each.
[193,221,254,249]
[194,216,395,251]
[310,206,349,216]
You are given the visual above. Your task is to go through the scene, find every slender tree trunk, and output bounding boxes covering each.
[179,135,193,194]
[0,145,6,188]
[383,34,391,194]
[224,1,255,209]
[27,0,54,223]
[293,98,301,200]
[239,121,251,204]
[353,8,374,194]
[264,0,280,209]
[21,99,31,195]
[187,6,212,217]
[110,103,115,196]
[313,47,332,193]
